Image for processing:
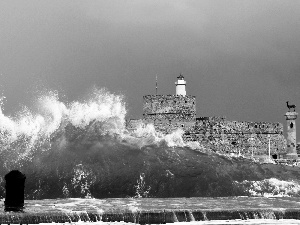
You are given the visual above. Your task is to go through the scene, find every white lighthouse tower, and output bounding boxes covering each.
[175,74,186,96]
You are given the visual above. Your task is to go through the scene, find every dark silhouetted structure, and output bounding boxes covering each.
[4,170,26,212]
[287,101,296,112]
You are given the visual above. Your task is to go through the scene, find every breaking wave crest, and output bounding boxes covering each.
[0,87,201,169]
[0,88,126,165]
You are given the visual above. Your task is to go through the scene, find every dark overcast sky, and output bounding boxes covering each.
[1,0,300,138]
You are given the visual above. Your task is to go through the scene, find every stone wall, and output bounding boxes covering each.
[183,118,286,155]
[195,118,283,134]
[141,95,196,134]
[143,95,196,122]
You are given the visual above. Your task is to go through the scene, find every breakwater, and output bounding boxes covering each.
[1,197,300,223]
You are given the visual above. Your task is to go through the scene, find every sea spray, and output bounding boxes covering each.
[0,88,127,168]
[0,87,202,169]
[0,87,204,198]
[235,178,300,197]
[134,173,151,198]
[71,164,96,198]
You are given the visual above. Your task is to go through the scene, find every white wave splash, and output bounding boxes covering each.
[0,88,126,163]
[235,178,300,197]
[122,121,201,149]
[0,88,201,166]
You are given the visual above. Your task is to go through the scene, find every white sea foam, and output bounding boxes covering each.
[122,121,202,149]
[235,178,300,197]
[0,88,202,168]
[37,219,300,224]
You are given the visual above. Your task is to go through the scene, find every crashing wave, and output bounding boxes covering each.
[0,87,298,199]
[122,121,202,149]
[0,87,203,169]
[0,89,125,162]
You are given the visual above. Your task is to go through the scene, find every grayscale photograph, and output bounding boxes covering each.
[0,1,300,224]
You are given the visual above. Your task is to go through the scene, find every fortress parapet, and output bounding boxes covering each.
[196,116,226,122]
[143,95,196,122]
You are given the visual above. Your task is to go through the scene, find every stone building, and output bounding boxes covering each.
[127,75,288,158]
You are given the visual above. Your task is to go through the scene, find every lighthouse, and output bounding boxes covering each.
[175,74,186,96]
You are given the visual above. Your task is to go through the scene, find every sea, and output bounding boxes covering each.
[1,88,300,224]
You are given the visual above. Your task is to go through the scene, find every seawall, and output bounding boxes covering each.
[1,197,300,223]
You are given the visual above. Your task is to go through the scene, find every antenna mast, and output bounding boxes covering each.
[156,75,158,95]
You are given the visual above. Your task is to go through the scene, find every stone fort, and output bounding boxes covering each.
[127,74,296,159]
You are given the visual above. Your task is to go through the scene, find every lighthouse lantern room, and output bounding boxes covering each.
[175,74,186,96]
